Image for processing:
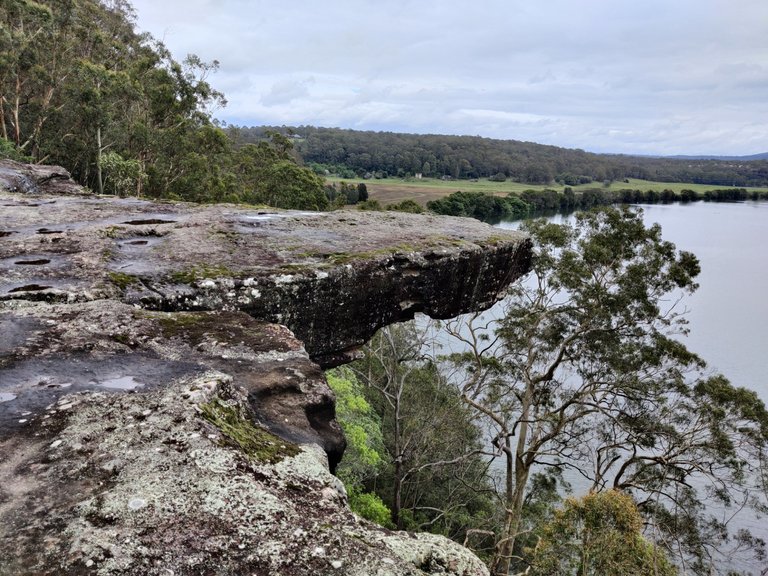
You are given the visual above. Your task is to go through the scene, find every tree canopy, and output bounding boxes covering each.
[320,206,768,575]
[236,126,768,187]
[429,206,768,574]
[528,490,677,576]
[0,0,326,209]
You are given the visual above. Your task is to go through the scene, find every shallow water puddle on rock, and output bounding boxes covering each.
[97,375,144,390]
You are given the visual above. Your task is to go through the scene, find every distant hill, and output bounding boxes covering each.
[232,126,768,188]
[667,153,768,161]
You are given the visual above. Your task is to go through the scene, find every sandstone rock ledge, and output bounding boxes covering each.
[0,162,531,367]
[0,305,487,576]
[0,165,532,576]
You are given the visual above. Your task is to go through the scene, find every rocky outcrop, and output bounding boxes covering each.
[0,175,531,366]
[0,164,532,576]
[0,302,488,576]
[0,159,84,196]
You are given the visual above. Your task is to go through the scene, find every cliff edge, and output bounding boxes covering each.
[0,163,532,576]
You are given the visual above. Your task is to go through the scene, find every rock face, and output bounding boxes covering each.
[0,159,83,196]
[0,166,531,366]
[0,164,532,576]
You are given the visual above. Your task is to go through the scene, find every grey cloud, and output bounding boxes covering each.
[130,0,768,155]
[260,78,315,107]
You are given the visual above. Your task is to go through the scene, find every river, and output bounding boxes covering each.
[497,201,768,402]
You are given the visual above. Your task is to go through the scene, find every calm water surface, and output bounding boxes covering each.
[498,201,768,400]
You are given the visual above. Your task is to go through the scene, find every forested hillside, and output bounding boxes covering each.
[0,0,327,208]
[5,0,765,205]
[236,126,768,187]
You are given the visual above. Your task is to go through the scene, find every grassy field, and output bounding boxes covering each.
[326,176,768,207]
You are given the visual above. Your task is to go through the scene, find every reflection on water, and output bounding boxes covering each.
[97,375,144,390]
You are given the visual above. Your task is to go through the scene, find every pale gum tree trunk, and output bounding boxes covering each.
[96,125,104,195]
[491,382,534,576]
[393,390,403,529]
[13,76,21,146]
[1,95,8,141]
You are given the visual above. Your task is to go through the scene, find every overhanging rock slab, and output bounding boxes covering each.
[0,171,531,366]
[0,164,532,576]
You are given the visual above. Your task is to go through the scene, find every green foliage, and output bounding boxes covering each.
[528,491,677,576]
[386,199,423,213]
[327,367,386,485]
[348,490,395,529]
[256,160,329,210]
[427,190,527,221]
[101,151,145,197]
[0,1,329,210]
[427,188,618,222]
[327,367,394,527]
[357,199,383,211]
[350,324,499,544]
[0,137,31,161]
[325,181,370,206]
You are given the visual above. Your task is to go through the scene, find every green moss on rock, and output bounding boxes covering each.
[200,398,300,464]
[153,312,210,339]
[107,271,139,289]
[170,264,235,284]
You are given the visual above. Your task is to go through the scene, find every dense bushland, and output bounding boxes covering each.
[0,0,326,208]
[237,126,768,187]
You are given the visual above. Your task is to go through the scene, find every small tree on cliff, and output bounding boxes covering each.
[442,206,768,575]
[527,490,677,576]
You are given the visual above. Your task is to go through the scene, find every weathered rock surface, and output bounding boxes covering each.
[0,164,532,575]
[0,302,345,468]
[0,170,531,366]
[0,159,84,196]
[0,302,489,576]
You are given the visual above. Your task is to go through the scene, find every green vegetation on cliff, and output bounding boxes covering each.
[0,1,326,209]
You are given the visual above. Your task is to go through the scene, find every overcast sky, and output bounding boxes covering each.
[129,0,768,156]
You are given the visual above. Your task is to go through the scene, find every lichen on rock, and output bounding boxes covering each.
[0,366,489,576]
[0,163,531,576]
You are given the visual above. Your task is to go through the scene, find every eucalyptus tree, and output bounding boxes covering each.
[442,206,768,575]
[350,323,497,542]
[527,490,677,576]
